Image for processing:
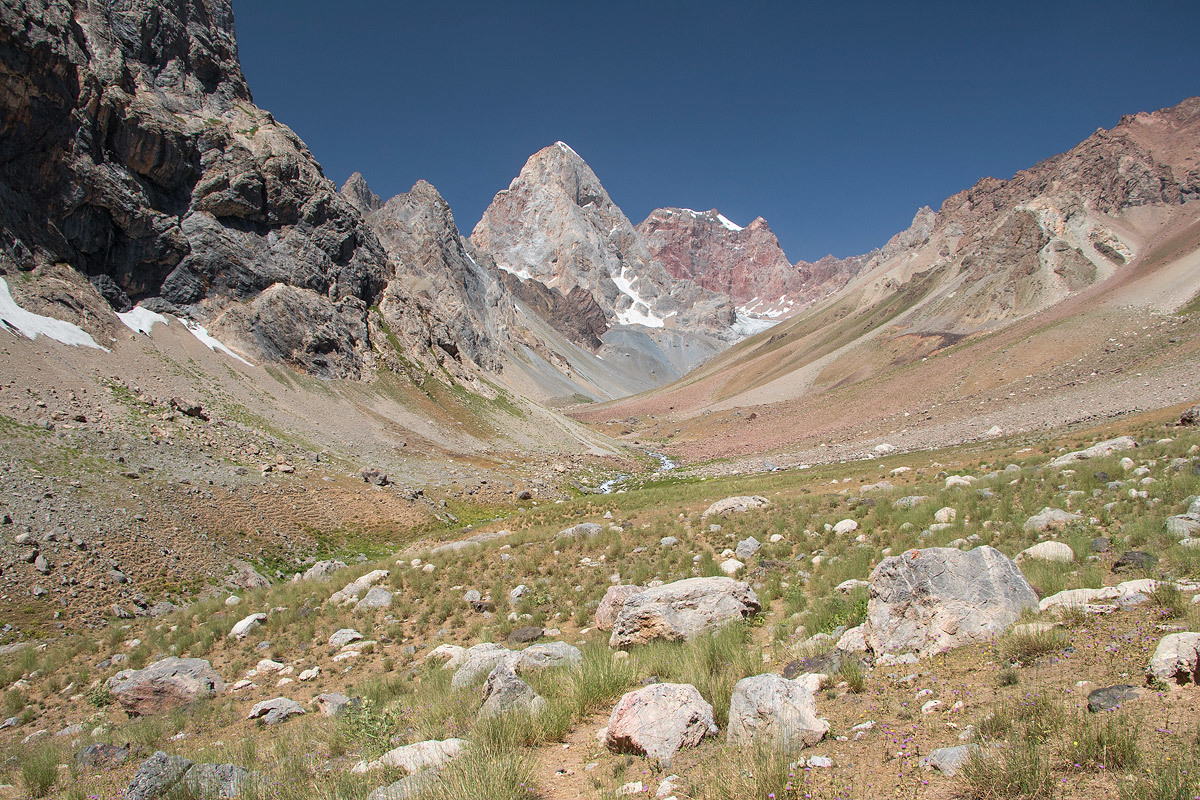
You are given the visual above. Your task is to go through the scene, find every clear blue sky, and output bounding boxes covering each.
[233,1,1198,261]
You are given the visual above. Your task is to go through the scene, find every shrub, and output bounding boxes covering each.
[20,743,60,798]
[1068,712,1140,771]
[960,741,1053,800]
[999,629,1066,665]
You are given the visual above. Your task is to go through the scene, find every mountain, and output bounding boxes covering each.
[637,207,872,327]
[0,0,494,383]
[574,97,1200,471]
[470,143,737,382]
[637,208,798,312]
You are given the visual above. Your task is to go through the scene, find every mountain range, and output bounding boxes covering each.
[2,0,1199,466]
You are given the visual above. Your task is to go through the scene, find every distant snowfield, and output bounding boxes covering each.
[181,319,254,366]
[612,265,666,328]
[116,305,169,335]
[0,277,108,350]
[732,312,779,337]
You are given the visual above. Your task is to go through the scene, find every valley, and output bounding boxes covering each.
[2,1,1200,798]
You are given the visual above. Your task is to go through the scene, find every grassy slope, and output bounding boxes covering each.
[4,414,1200,799]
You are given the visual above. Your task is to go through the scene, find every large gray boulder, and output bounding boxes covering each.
[353,738,468,774]
[595,585,641,631]
[1148,632,1200,685]
[1023,507,1082,532]
[125,751,256,800]
[450,641,582,689]
[603,683,717,763]
[247,697,305,725]
[1049,436,1137,467]
[726,673,828,749]
[865,546,1037,658]
[556,522,603,540]
[609,577,760,648]
[107,657,225,716]
[479,663,545,719]
[450,643,516,690]
[702,496,769,517]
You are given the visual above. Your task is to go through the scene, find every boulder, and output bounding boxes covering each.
[247,697,305,725]
[726,673,828,748]
[517,641,583,671]
[557,522,603,539]
[604,683,717,763]
[735,536,762,560]
[354,587,393,610]
[719,558,744,575]
[1166,516,1200,539]
[893,496,929,509]
[427,644,467,668]
[596,585,642,631]
[367,769,438,800]
[302,560,347,581]
[507,626,544,645]
[225,562,270,591]
[1049,436,1138,467]
[354,738,468,774]
[934,507,957,524]
[609,577,760,648]
[702,496,769,517]
[832,519,858,535]
[1023,507,1082,532]
[328,628,364,649]
[1113,551,1156,573]
[479,663,545,718]
[329,569,390,605]
[1148,632,1200,685]
[449,641,581,689]
[312,692,359,718]
[920,745,978,777]
[1088,685,1141,712]
[1016,541,1075,563]
[865,546,1037,658]
[450,643,514,689]
[76,742,129,768]
[125,751,256,800]
[125,752,195,800]
[107,657,225,716]
[229,613,267,640]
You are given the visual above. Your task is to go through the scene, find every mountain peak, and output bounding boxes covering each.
[340,172,382,213]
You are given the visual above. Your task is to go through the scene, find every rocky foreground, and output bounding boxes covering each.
[2,416,1200,798]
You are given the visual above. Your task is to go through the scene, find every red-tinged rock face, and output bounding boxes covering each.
[637,208,800,303]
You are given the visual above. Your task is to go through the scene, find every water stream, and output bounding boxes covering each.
[598,450,676,494]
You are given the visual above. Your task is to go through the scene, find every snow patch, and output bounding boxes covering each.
[611,266,665,328]
[732,313,779,337]
[717,213,743,232]
[116,305,168,335]
[496,262,533,281]
[181,319,254,366]
[555,141,580,158]
[0,278,108,350]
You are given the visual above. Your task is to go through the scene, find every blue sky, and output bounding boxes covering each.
[234,1,1199,261]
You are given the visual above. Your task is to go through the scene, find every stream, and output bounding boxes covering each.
[598,450,677,494]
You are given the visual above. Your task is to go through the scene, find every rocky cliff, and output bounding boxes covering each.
[845,98,1200,333]
[637,208,799,303]
[349,176,512,376]
[0,0,469,380]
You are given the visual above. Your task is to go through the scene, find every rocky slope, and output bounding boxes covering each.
[576,97,1200,471]
[0,0,497,384]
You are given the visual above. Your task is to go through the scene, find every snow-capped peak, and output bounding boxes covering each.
[716,213,743,232]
